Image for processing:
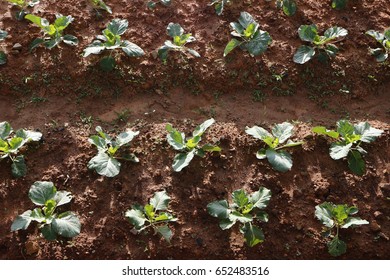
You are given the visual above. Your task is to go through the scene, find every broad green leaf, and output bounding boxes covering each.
[332,205,349,224]
[242,223,264,247]
[52,212,81,238]
[329,142,352,160]
[166,125,185,150]
[312,126,339,138]
[15,129,42,142]
[62,34,78,46]
[157,45,170,61]
[256,211,269,222]
[0,52,6,65]
[353,122,383,143]
[298,25,318,42]
[201,144,221,152]
[332,0,347,9]
[0,29,7,40]
[336,120,354,138]
[244,23,258,38]
[108,19,128,35]
[11,210,32,231]
[251,187,271,209]
[54,15,73,32]
[8,137,24,152]
[116,130,139,147]
[172,150,195,172]
[54,191,72,207]
[315,203,334,228]
[187,48,201,57]
[384,29,390,41]
[229,211,252,223]
[25,14,49,29]
[244,30,272,56]
[144,204,155,220]
[365,30,384,42]
[29,38,45,51]
[230,22,245,35]
[256,148,267,159]
[186,136,201,149]
[167,23,184,37]
[121,40,144,57]
[44,199,56,216]
[328,237,347,257]
[348,206,358,215]
[155,225,173,242]
[192,118,215,137]
[266,149,292,172]
[29,181,56,206]
[219,218,235,230]
[100,56,116,71]
[43,37,61,49]
[224,38,242,57]
[125,208,146,228]
[281,139,304,148]
[282,0,297,16]
[150,190,170,211]
[207,200,229,219]
[0,122,12,140]
[11,155,27,178]
[41,224,57,240]
[154,213,174,222]
[342,217,369,229]
[87,152,121,177]
[324,26,348,40]
[232,189,249,208]
[238,12,255,29]
[88,135,107,152]
[272,122,293,143]
[347,150,365,176]
[83,40,105,57]
[30,208,45,223]
[0,139,8,153]
[325,44,339,57]
[245,125,272,140]
[293,45,315,64]
[173,34,191,46]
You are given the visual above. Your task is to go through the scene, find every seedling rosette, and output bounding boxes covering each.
[89,0,112,14]
[157,23,200,62]
[25,14,78,51]
[83,19,144,71]
[125,190,177,242]
[11,181,81,241]
[0,29,8,65]
[0,121,42,178]
[6,0,39,20]
[313,120,383,176]
[224,12,272,57]
[245,122,303,172]
[88,126,139,177]
[207,187,271,247]
[166,118,221,172]
[293,24,348,64]
[147,0,171,9]
[315,202,368,257]
[365,28,390,62]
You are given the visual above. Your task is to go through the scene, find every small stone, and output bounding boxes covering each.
[370,220,381,233]
[374,211,382,218]
[12,43,22,50]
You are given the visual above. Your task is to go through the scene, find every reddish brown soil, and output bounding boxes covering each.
[0,0,389,259]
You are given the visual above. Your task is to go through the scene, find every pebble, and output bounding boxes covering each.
[12,43,22,51]
[370,220,381,233]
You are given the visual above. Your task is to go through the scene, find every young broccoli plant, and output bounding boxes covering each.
[89,0,112,14]
[207,187,271,247]
[0,29,8,65]
[166,118,221,172]
[147,0,171,9]
[0,121,42,178]
[157,23,200,62]
[224,12,272,57]
[11,181,81,241]
[88,126,139,177]
[209,0,232,15]
[6,0,39,20]
[245,122,303,172]
[276,0,297,16]
[313,120,383,176]
[315,202,368,257]
[293,25,348,64]
[83,19,144,71]
[365,28,390,62]
[331,0,347,9]
[25,14,78,51]
[125,190,177,242]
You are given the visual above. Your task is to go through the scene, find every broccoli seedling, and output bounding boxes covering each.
[25,14,78,51]
[224,12,272,57]
[276,0,297,16]
[315,202,368,257]
[157,23,200,62]
[207,187,271,247]
[83,19,144,71]
[166,118,221,172]
[11,181,81,241]
[0,29,8,65]
[331,0,347,9]
[147,0,171,9]
[125,190,177,242]
[246,122,303,172]
[89,0,112,14]
[313,120,383,176]
[209,0,232,15]
[365,28,390,62]
[0,121,42,178]
[88,126,139,177]
[293,24,348,64]
[5,0,39,20]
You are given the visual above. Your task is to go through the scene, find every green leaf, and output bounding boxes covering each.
[41,224,57,240]
[312,126,339,138]
[244,23,258,38]
[43,37,61,49]
[92,0,112,13]
[256,211,269,222]
[293,45,315,64]
[347,150,365,176]
[15,129,42,142]
[242,223,264,247]
[315,203,334,228]
[245,125,272,140]
[54,15,73,32]
[238,12,255,29]
[11,155,27,178]
[155,225,173,242]
[366,30,384,42]
[154,213,173,222]
[256,148,267,159]
[329,142,352,160]
[229,211,253,223]
[88,152,121,177]
[125,208,146,228]
[83,40,105,57]
[150,190,170,211]
[336,120,354,138]
[250,187,271,209]
[11,210,32,231]
[298,25,318,42]
[167,23,184,37]
[328,237,347,257]
[29,38,45,51]
[144,204,155,220]
[108,19,128,36]
[325,44,339,57]
[219,218,235,230]
[62,34,78,46]
[282,0,297,16]
[354,122,383,143]
[332,204,349,224]
[201,144,221,152]
[8,137,24,152]
[232,189,249,208]
[324,26,348,40]
[172,150,195,172]
[28,181,56,206]
[341,217,369,229]
[272,122,293,143]
[25,14,49,29]
[0,122,12,140]
[193,118,215,137]
[166,124,185,150]
[244,30,272,56]
[224,38,242,57]
[88,135,107,152]
[54,191,72,207]
[52,212,81,238]
[116,130,139,147]
[186,136,201,149]
[266,149,293,172]
[30,208,45,223]
[100,56,116,72]
[207,200,229,219]
[332,0,347,10]
[121,40,144,57]
[0,52,6,65]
